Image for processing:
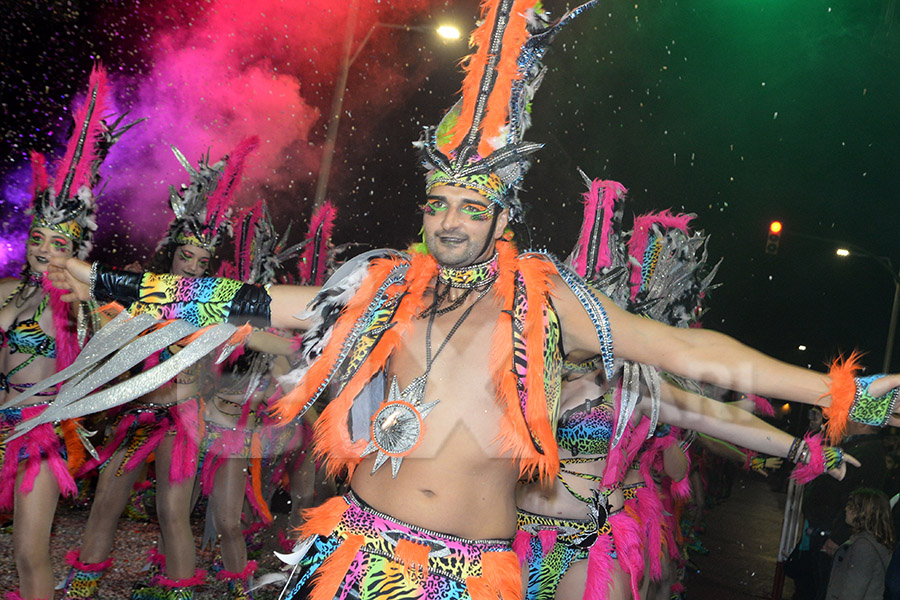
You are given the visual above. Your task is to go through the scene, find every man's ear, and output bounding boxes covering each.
[494,208,510,239]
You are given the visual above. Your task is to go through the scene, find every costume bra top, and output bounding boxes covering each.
[556,391,614,458]
[2,294,56,360]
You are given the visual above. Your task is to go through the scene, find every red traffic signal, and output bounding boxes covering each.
[765,221,782,255]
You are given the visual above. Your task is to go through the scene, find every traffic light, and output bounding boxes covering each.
[765,221,782,255]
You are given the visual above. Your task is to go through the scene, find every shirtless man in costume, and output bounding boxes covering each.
[45,2,900,598]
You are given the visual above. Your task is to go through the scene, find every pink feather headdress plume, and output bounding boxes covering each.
[570,179,628,279]
[298,201,337,286]
[229,199,306,287]
[29,63,131,259]
[205,136,259,242]
[54,65,110,203]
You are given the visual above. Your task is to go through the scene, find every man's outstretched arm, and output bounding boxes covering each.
[50,257,320,331]
[554,275,900,405]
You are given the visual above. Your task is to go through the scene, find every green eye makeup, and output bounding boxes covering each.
[461,204,493,221]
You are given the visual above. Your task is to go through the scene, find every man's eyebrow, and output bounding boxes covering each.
[425,195,447,201]
[463,199,490,208]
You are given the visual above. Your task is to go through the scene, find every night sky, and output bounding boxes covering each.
[2,0,900,386]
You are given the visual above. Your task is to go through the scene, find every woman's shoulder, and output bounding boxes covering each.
[855,530,887,545]
[849,531,892,561]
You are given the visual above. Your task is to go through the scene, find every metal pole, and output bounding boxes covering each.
[312,0,359,211]
[772,478,804,600]
[884,273,900,372]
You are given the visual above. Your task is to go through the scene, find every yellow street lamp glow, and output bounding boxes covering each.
[798,345,807,351]
[437,24,462,40]
[836,248,850,257]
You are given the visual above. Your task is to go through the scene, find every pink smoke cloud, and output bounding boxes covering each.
[99,0,450,254]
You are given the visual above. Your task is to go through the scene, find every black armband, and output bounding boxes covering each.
[91,263,143,305]
[228,283,272,329]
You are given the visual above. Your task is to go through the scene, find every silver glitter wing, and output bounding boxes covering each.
[8,323,236,441]
[0,311,157,409]
[52,319,198,409]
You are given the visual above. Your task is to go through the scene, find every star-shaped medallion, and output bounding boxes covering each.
[360,376,439,478]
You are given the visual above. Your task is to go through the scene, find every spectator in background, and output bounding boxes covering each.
[825,488,893,600]
[808,406,825,436]
[885,453,900,500]
[791,422,887,600]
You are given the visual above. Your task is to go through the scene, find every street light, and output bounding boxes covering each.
[437,25,462,40]
[312,1,463,210]
[835,247,900,372]
[767,224,900,371]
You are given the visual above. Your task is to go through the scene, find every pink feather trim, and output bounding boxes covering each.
[169,400,201,484]
[602,384,627,487]
[30,151,49,201]
[243,521,268,538]
[143,350,162,371]
[147,547,166,569]
[276,530,294,553]
[200,428,245,495]
[65,549,113,572]
[537,528,558,558]
[215,560,257,581]
[670,460,693,499]
[5,590,26,600]
[511,530,533,566]
[584,531,614,600]
[572,180,626,278]
[634,485,665,580]
[0,406,76,510]
[298,201,337,285]
[610,511,644,599]
[153,569,206,588]
[791,433,827,484]
[44,278,79,371]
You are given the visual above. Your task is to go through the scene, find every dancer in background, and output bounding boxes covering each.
[515,178,859,600]
[196,201,303,600]
[61,138,258,600]
[0,65,134,600]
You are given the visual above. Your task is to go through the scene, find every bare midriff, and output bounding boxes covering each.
[350,287,522,540]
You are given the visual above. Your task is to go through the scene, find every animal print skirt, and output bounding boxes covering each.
[280,490,522,600]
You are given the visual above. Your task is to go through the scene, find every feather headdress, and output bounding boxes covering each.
[158,136,259,254]
[419,0,598,220]
[566,175,721,451]
[226,201,306,286]
[29,63,136,259]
